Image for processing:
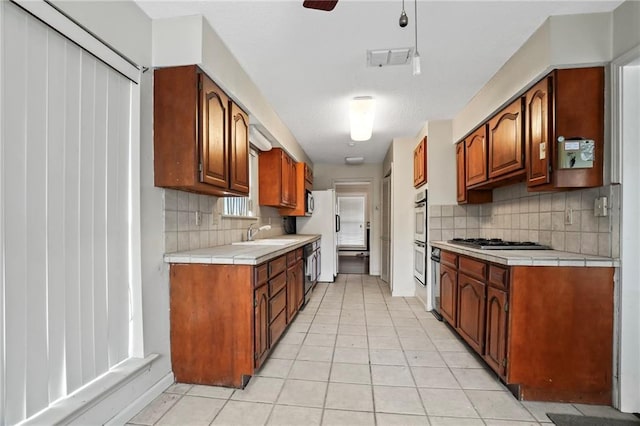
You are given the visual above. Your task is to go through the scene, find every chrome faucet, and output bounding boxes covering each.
[247,223,271,241]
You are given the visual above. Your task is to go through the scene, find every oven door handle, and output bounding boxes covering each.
[415,241,426,248]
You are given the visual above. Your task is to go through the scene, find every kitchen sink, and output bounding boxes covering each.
[232,239,297,246]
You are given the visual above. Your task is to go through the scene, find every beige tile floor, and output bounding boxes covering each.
[128,274,639,426]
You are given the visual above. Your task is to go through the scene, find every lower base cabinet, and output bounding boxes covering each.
[170,247,305,388]
[440,250,614,404]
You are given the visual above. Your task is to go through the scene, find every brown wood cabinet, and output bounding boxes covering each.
[259,148,297,208]
[488,98,525,179]
[456,256,488,354]
[485,284,508,378]
[439,249,614,404]
[279,162,313,217]
[456,142,493,205]
[169,245,308,388]
[286,249,304,321]
[154,65,249,197]
[413,137,427,188]
[526,67,605,191]
[465,126,489,187]
[439,261,458,327]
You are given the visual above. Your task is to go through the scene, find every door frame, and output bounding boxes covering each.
[611,44,640,413]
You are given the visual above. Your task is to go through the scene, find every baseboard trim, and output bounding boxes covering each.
[105,371,174,426]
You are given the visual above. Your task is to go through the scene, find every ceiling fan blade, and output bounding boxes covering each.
[303,0,338,12]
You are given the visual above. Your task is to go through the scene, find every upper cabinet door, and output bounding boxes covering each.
[199,73,229,188]
[456,142,466,203]
[413,137,427,188]
[229,102,249,194]
[526,77,551,187]
[488,98,524,179]
[465,126,488,187]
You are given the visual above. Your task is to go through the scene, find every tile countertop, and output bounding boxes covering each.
[164,234,320,266]
[431,241,620,267]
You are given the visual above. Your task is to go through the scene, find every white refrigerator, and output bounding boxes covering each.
[297,189,338,282]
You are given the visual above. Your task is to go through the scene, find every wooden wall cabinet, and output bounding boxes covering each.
[526,67,605,191]
[279,162,313,217]
[413,136,427,188]
[439,249,614,404]
[456,142,493,205]
[154,65,249,197]
[259,148,297,208]
[169,245,307,388]
[488,98,525,179]
[465,125,489,187]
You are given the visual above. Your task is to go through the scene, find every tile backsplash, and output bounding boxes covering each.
[163,189,285,253]
[429,183,620,258]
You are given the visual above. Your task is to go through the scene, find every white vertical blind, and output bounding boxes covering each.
[337,195,367,248]
[1,2,136,424]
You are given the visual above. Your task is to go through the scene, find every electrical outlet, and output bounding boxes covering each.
[565,208,573,225]
[195,211,202,227]
[594,196,608,217]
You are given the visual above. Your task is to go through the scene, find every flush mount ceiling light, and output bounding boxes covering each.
[350,96,375,141]
[345,156,365,165]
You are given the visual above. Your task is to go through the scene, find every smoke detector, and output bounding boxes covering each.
[367,48,413,67]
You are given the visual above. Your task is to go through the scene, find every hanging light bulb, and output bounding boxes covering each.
[412,0,421,75]
[413,51,421,75]
[399,0,408,27]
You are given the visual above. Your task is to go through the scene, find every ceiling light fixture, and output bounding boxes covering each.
[349,96,375,141]
[345,156,365,165]
[399,0,408,27]
[412,0,421,75]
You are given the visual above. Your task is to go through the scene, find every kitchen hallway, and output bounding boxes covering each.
[128,275,637,426]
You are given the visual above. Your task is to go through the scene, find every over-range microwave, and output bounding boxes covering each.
[305,190,314,216]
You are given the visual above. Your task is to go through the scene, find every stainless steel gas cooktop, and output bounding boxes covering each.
[447,238,551,250]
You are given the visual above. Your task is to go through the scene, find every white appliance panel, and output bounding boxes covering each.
[297,189,337,282]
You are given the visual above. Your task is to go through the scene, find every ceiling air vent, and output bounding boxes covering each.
[367,48,413,67]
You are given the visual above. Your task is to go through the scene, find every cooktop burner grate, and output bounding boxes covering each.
[447,238,551,250]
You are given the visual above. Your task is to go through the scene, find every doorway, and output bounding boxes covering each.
[613,46,640,413]
[335,182,371,274]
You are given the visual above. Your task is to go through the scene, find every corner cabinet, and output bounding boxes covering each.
[154,65,249,197]
[279,162,313,217]
[259,148,297,208]
[413,137,427,188]
[526,67,605,191]
[170,246,306,388]
[439,249,614,404]
[456,141,492,205]
[465,126,488,187]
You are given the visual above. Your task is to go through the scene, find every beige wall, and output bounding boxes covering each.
[613,0,640,58]
[426,120,457,205]
[152,15,311,165]
[452,12,612,143]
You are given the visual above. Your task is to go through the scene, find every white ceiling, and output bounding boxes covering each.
[136,0,622,164]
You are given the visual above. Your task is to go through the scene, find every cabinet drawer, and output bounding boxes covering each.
[489,265,509,290]
[441,251,458,268]
[269,256,287,277]
[269,272,287,296]
[286,251,296,266]
[459,256,487,281]
[269,309,287,347]
[255,264,268,287]
[269,288,287,322]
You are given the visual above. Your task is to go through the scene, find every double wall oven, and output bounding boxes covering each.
[413,190,428,308]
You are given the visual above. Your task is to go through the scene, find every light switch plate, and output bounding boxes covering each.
[565,208,573,225]
[594,196,608,217]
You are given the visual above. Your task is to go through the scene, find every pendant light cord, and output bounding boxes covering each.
[414,0,418,54]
